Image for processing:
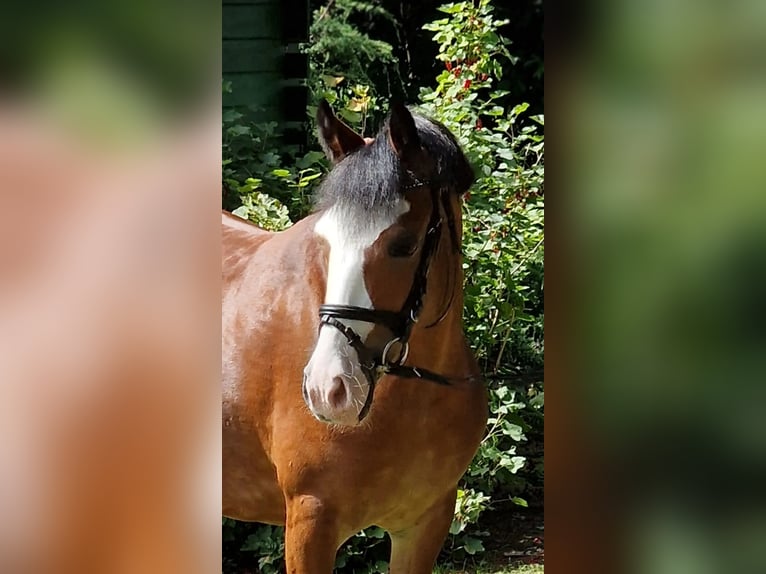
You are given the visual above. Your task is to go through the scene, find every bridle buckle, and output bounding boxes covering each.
[381,337,409,367]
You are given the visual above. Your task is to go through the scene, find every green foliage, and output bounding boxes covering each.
[334,527,389,572]
[231,188,292,232]
[415,3,544,562]
[221,0,543,571]
[308,0,397,81]
[222,519,285,574]
[306,0,399,133]
[311,78,382,136]
[307,0,402,112]
[444,488,492,559]
[242,525,285,573]
[222,94,326,221]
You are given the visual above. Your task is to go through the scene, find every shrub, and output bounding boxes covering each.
[306,0,401,130]
[417,0,544,560]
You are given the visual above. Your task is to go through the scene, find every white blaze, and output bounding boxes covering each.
[303,200,409,424]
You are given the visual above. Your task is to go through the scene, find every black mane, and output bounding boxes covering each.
[314,112,474,217]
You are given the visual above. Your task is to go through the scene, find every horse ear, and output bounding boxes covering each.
[387,102,420,159]
[316,99,366,164]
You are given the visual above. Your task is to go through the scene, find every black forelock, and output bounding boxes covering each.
[314,111,474,218]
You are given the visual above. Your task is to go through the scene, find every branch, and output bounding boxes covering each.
[316,0,336,24]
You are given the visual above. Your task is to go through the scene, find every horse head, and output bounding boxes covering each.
[302,100,474,426]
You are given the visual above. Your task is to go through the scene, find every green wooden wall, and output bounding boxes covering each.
[222,0,308,130]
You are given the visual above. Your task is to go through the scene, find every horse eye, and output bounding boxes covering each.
[388,235,418,258]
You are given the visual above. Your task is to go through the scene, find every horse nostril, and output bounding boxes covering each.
[327,376,347,409]
[301,375,309,404]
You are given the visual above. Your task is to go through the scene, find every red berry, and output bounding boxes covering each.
[475,118,483,130]
[463,79,472,89]
[445,61,452,71]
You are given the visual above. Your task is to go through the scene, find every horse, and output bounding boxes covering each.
[222,100,488,573]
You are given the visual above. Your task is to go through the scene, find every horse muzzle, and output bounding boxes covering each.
[302,365,372,426]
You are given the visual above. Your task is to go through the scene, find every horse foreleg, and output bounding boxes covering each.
[284,494,340,574]
[388,488,458,574]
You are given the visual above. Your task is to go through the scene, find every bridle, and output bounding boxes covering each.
[317,172,480,420]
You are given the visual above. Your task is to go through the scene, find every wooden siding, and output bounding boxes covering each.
[222,0,308,129]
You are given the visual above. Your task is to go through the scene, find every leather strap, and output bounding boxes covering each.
[383,363,482,387]
[318,305,406,335]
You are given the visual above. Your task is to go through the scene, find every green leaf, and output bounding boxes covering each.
[511,102,530,116]
[227,125,250,136]
[296,151,326,169]
[322,75,345,87]
[300,172,322,183]
[365,526,386,539]
[449,520,463,535]
[463,536,484,555]
[338,109,362,124]
[222,109,243,123]
[438,5,463,15]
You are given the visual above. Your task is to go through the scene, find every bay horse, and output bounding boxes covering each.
[222,101,487,573]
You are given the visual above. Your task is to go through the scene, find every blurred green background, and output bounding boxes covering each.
[560,0,766,572]
[0,0,219,142]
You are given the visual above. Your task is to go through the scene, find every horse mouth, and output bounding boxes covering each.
[302,376,370,426]
[313,412,331,423]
